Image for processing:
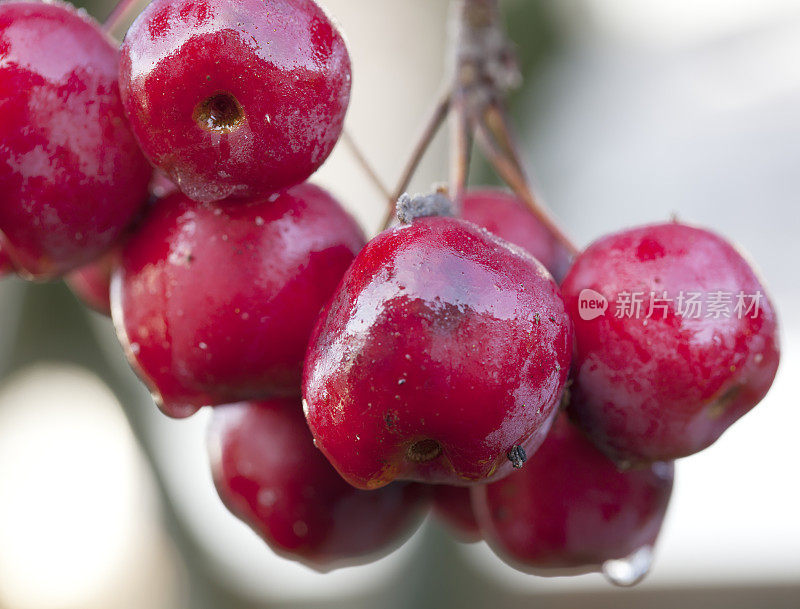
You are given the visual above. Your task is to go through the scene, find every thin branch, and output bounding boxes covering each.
[103,0,142,37]
[475,103,580,257]
[341,130,392,200]
[448,95,473,212]
[381,89,453,231]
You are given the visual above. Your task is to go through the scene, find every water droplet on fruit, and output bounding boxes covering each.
[257,488,277,507]
[602,546,653,587]
[199,342,208,350]
[293,521,308,537]
[398,378,406,385]
[255,216,265,226]
[302,399,310,416]
[130,342,141,355]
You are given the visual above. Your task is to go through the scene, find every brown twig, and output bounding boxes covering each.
[380,90,453,231]
[103,0,142,38]
[448,95,473,212]
[380,0,581,254]
[476,103,580,257]
[341,130,392,200]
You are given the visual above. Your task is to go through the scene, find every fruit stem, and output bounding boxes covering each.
[380,0,581,256]
[475,104,581,257]
[341,130,392,201]
[448,94,473,213]
[380,89,453,230]
[103,0,143,38]
[455,0,580,257]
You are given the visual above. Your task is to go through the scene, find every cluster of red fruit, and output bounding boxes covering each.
[0,0,780,584]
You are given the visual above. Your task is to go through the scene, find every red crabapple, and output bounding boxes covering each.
[561,222,780,464]
[472,414,673,583]
[0,2,151,279]
[209,399,429,571]
[432,486,481,542]
[112,184,365,418]
[120,0,351,203]
[462,189,572,282]
[68,173,178,316]
[303,207,572,490]
[66,249,118,316]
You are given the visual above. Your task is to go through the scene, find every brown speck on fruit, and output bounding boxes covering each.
[507,445,527,469]
[708,384,741,419]
[407,439,442,463]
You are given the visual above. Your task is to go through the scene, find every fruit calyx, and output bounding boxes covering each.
[396,190,455,224]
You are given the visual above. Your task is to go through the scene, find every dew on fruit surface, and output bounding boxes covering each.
[754,353,764,364]
[651,461,673,480]
[129,342,141,355]
[398,378,406,385]
[257,488,277,508]
[602,546,653,587]
[293,521,308,537]
[302,399,310,416]
[199,342,208,350]
[255,216,265,226]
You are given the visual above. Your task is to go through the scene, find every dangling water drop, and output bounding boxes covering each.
[602,546,653,587]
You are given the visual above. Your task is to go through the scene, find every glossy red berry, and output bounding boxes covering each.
[432,486,480,542]
[472,414,674,583]
[0,2,151,279]
[119,0,351,203]
[303,215,572,490]
[561,222,780,464]
[66,248,117,316]
[113,184,365,418]
[68,173,178,316]
[148,169,180,200]
[209,399,429,571]
[462,189,572,283]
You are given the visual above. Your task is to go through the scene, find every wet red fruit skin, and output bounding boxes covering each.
[148,169,179,200]
[68,174,178,316]
[209,399,430,571]
[119,0,351,203]
[432,486,481,543]
[66,249,118,316]
[112,183,365,418]
[0,2,152,279]
[561,222,780,464]
[472,414,674,574]
[303,217,573,490]
[462,189,572,283]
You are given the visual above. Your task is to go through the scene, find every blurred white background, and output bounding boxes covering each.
[0,0,798,607]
